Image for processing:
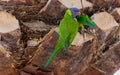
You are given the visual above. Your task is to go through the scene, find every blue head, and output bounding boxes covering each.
[70,8,80,18]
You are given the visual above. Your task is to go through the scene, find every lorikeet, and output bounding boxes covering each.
[77,13,96,29]
[44,8,96,67]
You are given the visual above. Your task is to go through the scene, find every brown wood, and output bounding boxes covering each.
[0,44,19,75]
[92,41,120,75]
[21,28,95,75]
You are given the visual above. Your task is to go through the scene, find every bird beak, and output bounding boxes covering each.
[77,11,81,16]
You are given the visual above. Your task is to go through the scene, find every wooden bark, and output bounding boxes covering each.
[77,12,120,75]
[38,0,66,25]
[0,44,19,75]
[0,0,48,21]
[0,11,21,51]
[91,12,119,50]
[19,21,53,47]
[0,1,120,75]
[111,8,120,22]
[0,0,93,24]
[0,11,21,74]
[88,0,120,8]
[39,0,93,24]
[21,28,95,75]
[20,11,120,75]
[114,0,120,7]
[0,0,37,5]
[21,24,120,75]
[92,41,120,75]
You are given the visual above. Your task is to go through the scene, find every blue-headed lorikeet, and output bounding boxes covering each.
[44,8,96,67]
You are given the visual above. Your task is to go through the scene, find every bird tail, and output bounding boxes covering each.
[44,39,63,67]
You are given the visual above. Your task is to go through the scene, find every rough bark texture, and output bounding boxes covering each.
[0,11,21,51]
[21,23,120,75]
[0,44,19,75]
[92,41,120,75]
[0,0,48,21]
[0,0,94,24]
[39,0,66,25]
[0,0,120,75]
[21,29,95,75]
[19,21,53,47]
[111,8,120,22]
[91,12,119,48]
[0,30,20,51]
[88,0,120,7]
[39,0,93,24]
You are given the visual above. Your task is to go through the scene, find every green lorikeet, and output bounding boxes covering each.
[77,13,96,29]
[44,8,96,67]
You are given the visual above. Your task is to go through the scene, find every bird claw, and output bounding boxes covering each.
[79,29,96,36]
[62,50,71,56]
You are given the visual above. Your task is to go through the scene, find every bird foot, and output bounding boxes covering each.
[62,50,72,56]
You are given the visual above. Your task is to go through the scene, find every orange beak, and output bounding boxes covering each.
[77,11,81,16]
